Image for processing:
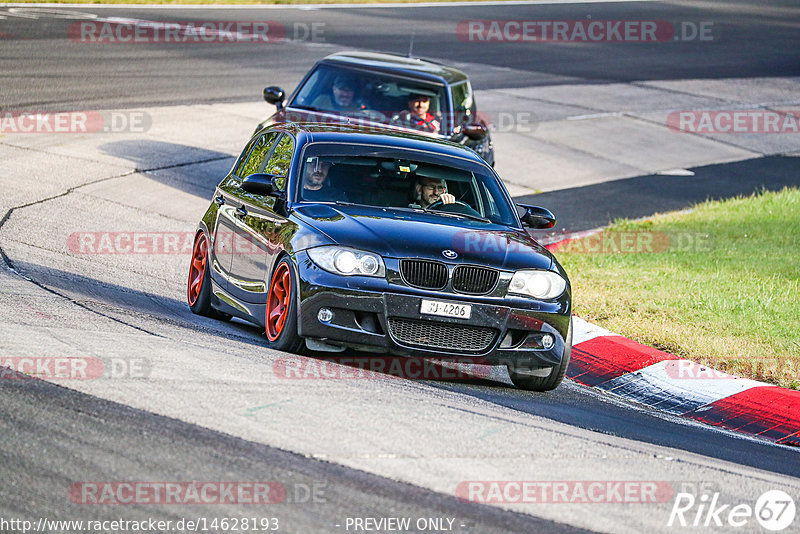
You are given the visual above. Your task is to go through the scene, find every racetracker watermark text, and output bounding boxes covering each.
[69,232,197,255]
[0,111,151,134]
[69,20,324,44]
[68,231,288,255]
[457,20,713,42]
[664,359,798,381]
[0,357,150,380]
[668,110,800,133]
[462,230,712,256]
[278,109,536,134]
[457,481,674,503]
[273,356,490,381]
[70,482,287,505]
[0,517,280,533]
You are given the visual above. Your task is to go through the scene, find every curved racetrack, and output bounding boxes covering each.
[1,1,799,533]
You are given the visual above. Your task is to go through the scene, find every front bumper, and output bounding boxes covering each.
[295,252,571,368]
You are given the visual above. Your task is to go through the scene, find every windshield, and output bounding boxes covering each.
[288,64,449,135]
[295,143,518,226]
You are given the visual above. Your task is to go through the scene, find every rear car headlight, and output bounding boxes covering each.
[507,270,567,299]
[308,246,385,277]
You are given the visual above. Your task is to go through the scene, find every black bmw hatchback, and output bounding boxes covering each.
[188,123,572,391]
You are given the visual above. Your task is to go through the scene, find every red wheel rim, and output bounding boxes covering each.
[187,233,208,306]
[266,262,292,341]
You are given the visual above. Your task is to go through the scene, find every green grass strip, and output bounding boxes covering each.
[557,187,800,389]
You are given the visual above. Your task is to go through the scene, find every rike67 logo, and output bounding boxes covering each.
[668,489,796,531]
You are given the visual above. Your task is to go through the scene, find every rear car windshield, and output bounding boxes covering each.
[289,64,449,132]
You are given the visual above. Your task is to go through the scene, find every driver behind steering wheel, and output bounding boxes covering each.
[411,177,455,209]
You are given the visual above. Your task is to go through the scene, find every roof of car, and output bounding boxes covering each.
[319,51,469,85]
[274,122,486,163]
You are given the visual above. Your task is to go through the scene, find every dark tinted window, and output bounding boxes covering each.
[450,81,476,127]
[262,134,294,190]
[236,132,279,178]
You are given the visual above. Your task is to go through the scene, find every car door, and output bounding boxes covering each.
[212,131,280,297]
[208,134,268,291]
[226,133,295,305]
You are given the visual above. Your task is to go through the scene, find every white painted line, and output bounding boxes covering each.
[656,168,695,176]
[3,7,40,18]
[567,112,624,121]
[572,316,616,345]
[0,0,658,10]
[8,6,97,18]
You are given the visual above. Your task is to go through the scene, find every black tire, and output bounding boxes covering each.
[264,257,304,353]
[507,318,572,392]
[187,232,231,321]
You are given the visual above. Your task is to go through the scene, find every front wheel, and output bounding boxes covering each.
[265,257,304,353]
[507,318,572,392]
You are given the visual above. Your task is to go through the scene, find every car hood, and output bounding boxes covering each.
[292,204,552,271]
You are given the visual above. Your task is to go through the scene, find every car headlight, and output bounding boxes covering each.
[307,246,385,277]
[507,270,567,299]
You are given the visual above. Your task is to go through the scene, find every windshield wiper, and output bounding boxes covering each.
[422,208,491,223]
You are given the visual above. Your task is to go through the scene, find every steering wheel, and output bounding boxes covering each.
[427,200,483,218]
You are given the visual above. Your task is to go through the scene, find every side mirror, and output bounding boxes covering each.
[517,204,556,229]
[242,173,285,198]
[461,123,488,141]
[263,86,285,109]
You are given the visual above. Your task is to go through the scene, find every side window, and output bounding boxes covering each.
[232,141,254,179]
[452,81,474,113]
[236,132,279,178]
[294,67,322,106]
[479,181,497,219]
[261,134,294,190]
[451,81,475,126]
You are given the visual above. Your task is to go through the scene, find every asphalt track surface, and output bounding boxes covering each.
[0,373,588,534]
[2,1,800,533]
[1,0,799,110]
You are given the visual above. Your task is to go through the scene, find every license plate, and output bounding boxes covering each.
[420,299,472,319]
